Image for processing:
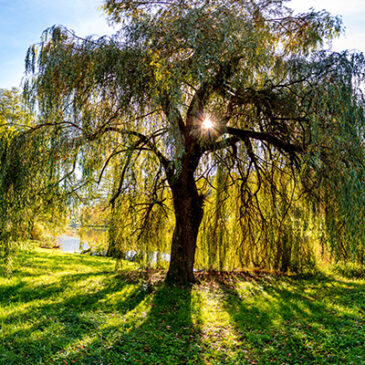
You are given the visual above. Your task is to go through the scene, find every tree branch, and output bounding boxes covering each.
[161,96,185,134]
[224,127,304,154]
[104,127,170,171]
[202,136,240,153]
[186,57,242,129]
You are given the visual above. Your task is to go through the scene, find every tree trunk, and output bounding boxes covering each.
[106,211,121,258]
[165,173,204,285]
[280,231,292,273]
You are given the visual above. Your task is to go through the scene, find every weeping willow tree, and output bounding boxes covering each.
[197,162,320,273]
[0,88,70,268]
[23,0,365,283]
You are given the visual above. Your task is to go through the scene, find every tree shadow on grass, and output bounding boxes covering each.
[0,273,148,365]
[1,264,203,365]
[67,284,203,365]
[12,249,115,274]
[217,275,365,364]
[0,271,116,308]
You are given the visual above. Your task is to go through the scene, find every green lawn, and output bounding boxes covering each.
[0,248,364,364]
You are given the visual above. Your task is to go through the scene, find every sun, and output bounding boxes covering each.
[201,117,214,130]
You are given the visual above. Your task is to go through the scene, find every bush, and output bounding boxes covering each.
[331,261,365,279]
[31,222,59,249]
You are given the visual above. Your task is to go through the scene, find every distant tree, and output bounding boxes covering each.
[0,89,68,264]
[24,0,365,283]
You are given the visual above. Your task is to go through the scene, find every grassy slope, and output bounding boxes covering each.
[0,249,364,365]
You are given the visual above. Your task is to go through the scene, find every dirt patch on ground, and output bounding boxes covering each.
[116,267,287,291]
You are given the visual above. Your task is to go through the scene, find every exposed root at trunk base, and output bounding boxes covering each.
[116,268,293,291]
[165,269,196,287]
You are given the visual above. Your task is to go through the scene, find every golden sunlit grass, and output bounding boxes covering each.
[0,248,364,364]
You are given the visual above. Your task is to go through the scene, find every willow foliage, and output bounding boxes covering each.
[22,0,365,279]
[0,89,69,268]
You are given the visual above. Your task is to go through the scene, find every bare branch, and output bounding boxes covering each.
[224,126,304,155]
[202,136,240,153]
[104,127,170,171]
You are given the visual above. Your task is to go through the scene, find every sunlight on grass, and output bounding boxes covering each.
[0,248,364,364]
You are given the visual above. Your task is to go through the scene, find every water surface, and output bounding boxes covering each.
[57,235,88,253]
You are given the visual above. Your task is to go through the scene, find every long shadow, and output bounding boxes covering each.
[6,249,115,278]
[68,284,203,364]
[1,265,203,365]
[0,273,148,365]
[217,275,365,364]
[3,252,363,365]
[0,271,113,306]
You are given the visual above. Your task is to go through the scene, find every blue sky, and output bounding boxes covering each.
[0,0,364,89]
[0,0,114,89]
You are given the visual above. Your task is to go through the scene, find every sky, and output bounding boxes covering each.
[0,0,364,89]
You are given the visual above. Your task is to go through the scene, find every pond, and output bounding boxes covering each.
[57,228,107,254]
[57,235,89,253]
[57,232,170,266]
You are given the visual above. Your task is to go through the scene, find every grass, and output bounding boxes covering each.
[0,248,364,364]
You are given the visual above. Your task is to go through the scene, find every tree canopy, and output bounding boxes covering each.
[0,88,68,269]
[20,0,365,283]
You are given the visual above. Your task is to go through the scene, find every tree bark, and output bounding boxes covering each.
[165,172,204,285]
